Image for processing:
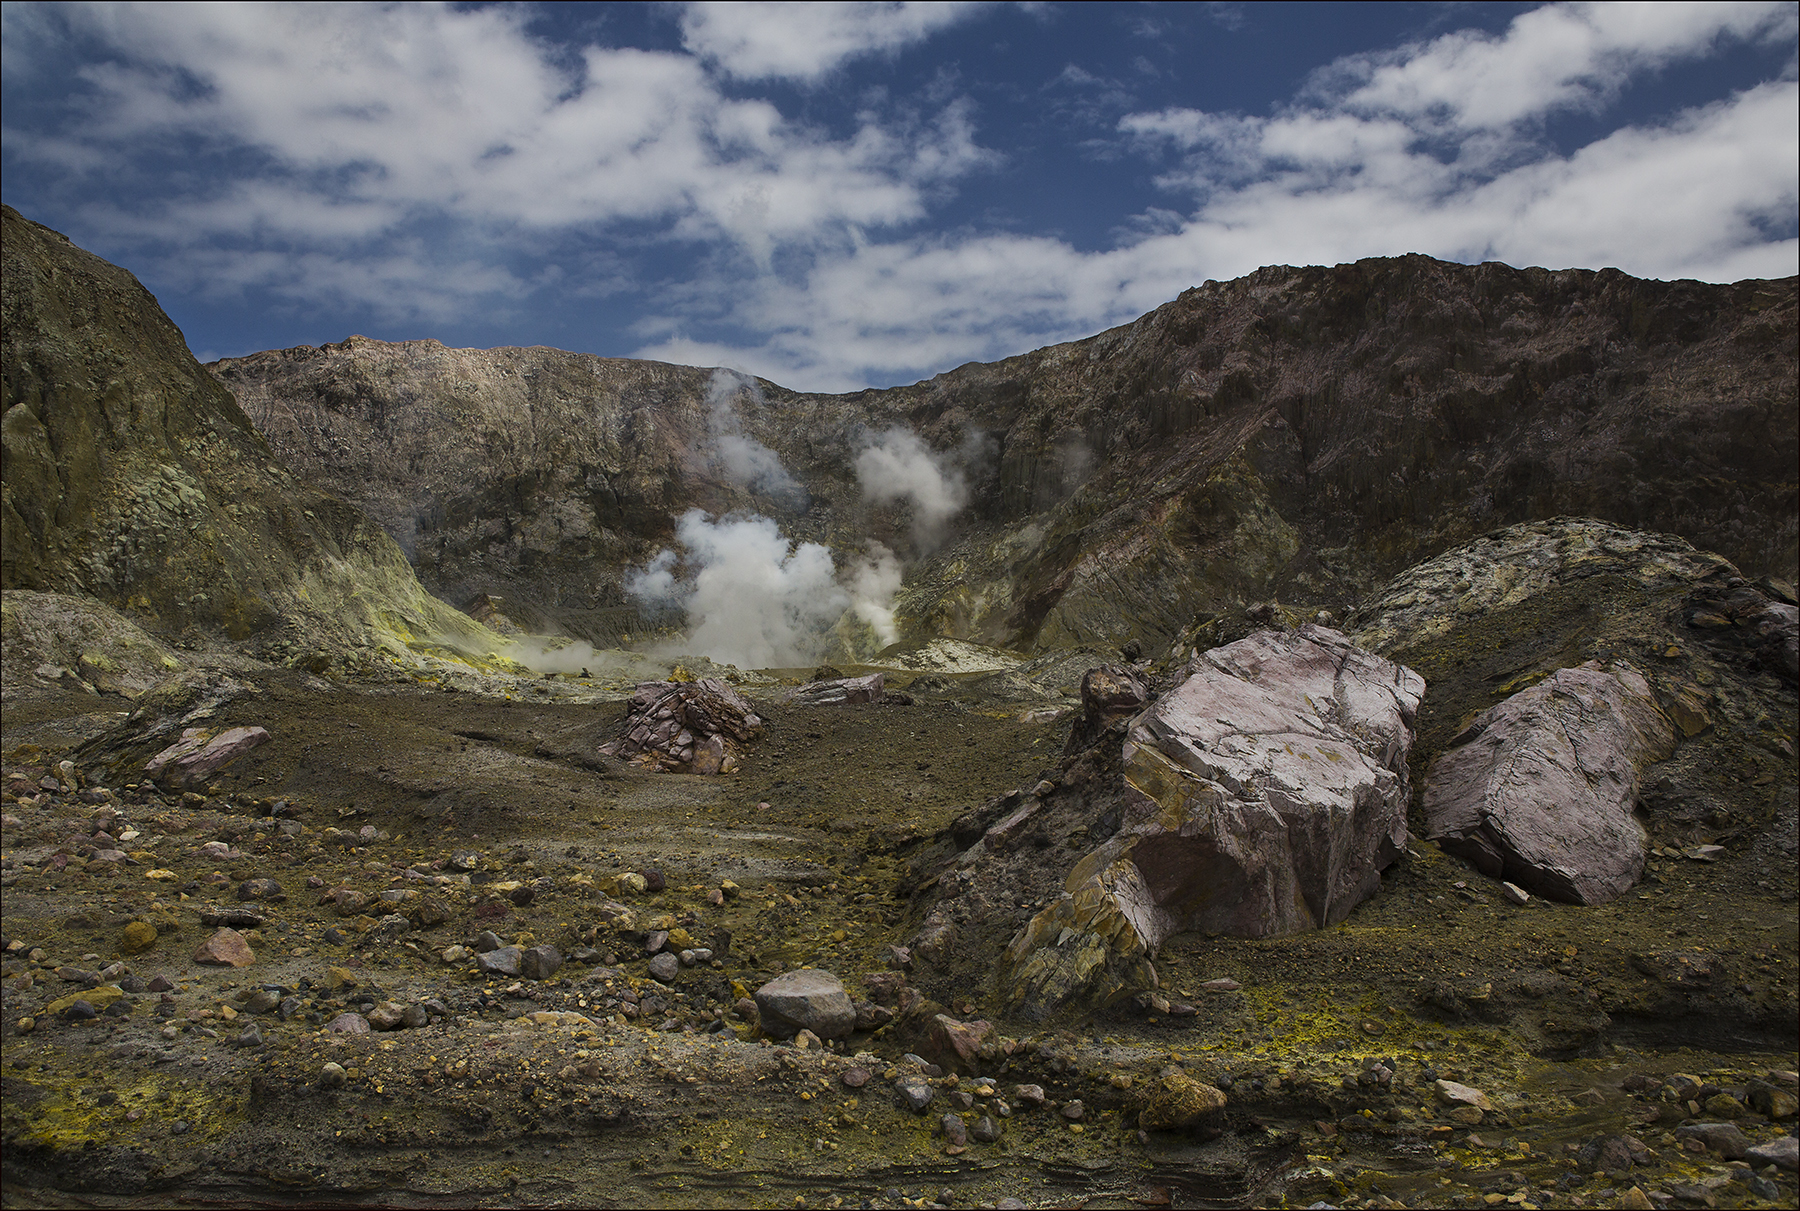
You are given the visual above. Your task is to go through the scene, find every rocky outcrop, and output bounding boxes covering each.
[786,673,884,705]
[599,678,764,773]
[996,626,1423,1018]
[0,206,507,672]
[1424,662,1676,904]
[211,257,1796,659]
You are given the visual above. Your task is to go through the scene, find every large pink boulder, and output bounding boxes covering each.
[1424,661,1675,904]
[145,726,270,789]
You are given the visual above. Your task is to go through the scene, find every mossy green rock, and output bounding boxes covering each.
[1,205,505,669]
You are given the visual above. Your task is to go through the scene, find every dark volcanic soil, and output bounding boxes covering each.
[2,664,1796,1210]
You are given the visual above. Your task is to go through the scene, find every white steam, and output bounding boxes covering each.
[706,369,806,506]
[627,510,845,669]
[854,427,967,548]
[846,541,902,649]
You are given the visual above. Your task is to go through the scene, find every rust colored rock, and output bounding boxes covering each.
[924,1014,993,1072]
[144,726,270,790]
[1424,661,1675,904]
[192,927,254,967]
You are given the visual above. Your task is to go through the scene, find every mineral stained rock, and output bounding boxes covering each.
[999,625,1423,1019]
[143,725,271,789]
[1424,661,1676,904]
[600,678,764,774]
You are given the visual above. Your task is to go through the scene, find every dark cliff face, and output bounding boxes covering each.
[0,205,499,664]
[211,253,1797,655]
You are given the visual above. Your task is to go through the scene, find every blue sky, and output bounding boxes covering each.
[4,1,1795,390]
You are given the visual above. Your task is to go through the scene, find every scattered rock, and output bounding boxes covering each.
[1501,881,1531,906]
[192,928,254,967]
[893,1075,934,1114]
[940,1111,968,1149]
[365,1001,407,1031]
[120,921,157,954]
[1435,1079,1494,1111]
[318,1062,348,1088]
[1014,1084,1046,1107]
[325,1012,370,1034]
[786,673,884,706]
[754,969,855,1040]
[971,1115,1000,1143]
[476,946,523,977]
[1745,1135,1798,1170]
[924,1014,993,1072]
[1138,1073,1228,1131]
[841,1067,870,1089]
[1424,661,1675,904]
[1060,1099,1086,1122]
[646,953,680,983]
[236,878,284,902]
[521,945,563,980]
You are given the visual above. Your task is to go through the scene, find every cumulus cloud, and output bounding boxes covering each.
[679,1,981,82]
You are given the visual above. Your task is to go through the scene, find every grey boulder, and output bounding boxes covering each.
[1424,661,1674,904]
[754,969,856,1040]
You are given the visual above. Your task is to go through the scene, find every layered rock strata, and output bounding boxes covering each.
[599,678,764,773]
[997,626,1424,1019]
[1424,661,1676,904]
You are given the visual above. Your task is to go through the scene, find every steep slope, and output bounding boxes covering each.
[212,256,1796,658]
[0,205,503,671]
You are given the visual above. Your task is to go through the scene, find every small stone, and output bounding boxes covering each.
[894,1075,934,1114]
[521,945,563,980]
[325,1012,370,1034]
[645,930,670,955]
[409,896,451,928]
[278,996,302,1020]
[1435,1079,1494,1111]
[925,1014,993,1072]
[1676,1122,1750,1159]
[63,999,98,1021]
[647,952,680,983]
[640,868,666,893]
[450,850,479,871]
[1139,1073,1228,1131]
[941,1112,968,1148]
[119,975,148,993]
[1501,881,1530,905]
[472,930,503,953]
[243,989,281,1014]
[617,872,648,896]
[1746,1136,1798,1171]
[1702,1092,1744,1118]
[371,913,410,943]
[1617,1188,1654,1211]
[1060,1100,1086,1122]
[1201,977,1241,992]
[401,1004,429,1029]
[841,1067,871,1089]
[508,886,535,907]
[236,1025,263,1048]
[192,928,255,967]
[237,878,285,902]
[332,889,371,918]
[318,1061,348,1088]
[1449,1105,1485,1125]
[477,946,523,977]
[1014,1083,1046,1107]
[327,966,358,990]
[441,945,472,963]
[120,921,158,954]
[366,1001,407,1030]
[972,1115,1000,1142]
[321,928,347,946]
[794,1029,821,1050]
[147,975,174,993]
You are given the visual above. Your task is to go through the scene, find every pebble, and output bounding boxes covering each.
[894,1075,934,1114]
[442,945,472,963]
[472,931,503,953]
[366,1001,407,1030]
[326,1012,371,1034]
[477,946,523,977]
[521,945,563,980]
[121,921,158,954]
[841,1067,871,1089]
[401,1004,429,1028]
[940,1112,968,1149]
[318,1061,348,1088]
[63,999,97,1021]
[646,953,680,983]
[972,1115,1000,1142]
[236,1025,263,1048]
[236,878,284,902]
[1014,1084,1046,1107]
[1059,1099,1086,1121]
[146,975,175,993]
[192,928,255,968]
[243,989,281,1015]
[1501,881,1530,905]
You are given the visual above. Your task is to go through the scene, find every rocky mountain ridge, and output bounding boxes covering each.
[213,255,1797,660]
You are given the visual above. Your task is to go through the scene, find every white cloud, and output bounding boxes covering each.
[679,1,981,82]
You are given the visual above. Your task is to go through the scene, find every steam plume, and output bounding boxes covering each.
[855,427,966,548]
[705,369,806,507]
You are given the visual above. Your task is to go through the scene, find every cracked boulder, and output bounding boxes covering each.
[599,678,763,774]
[998,625,1423,1019]
[1424,661,1675,904]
